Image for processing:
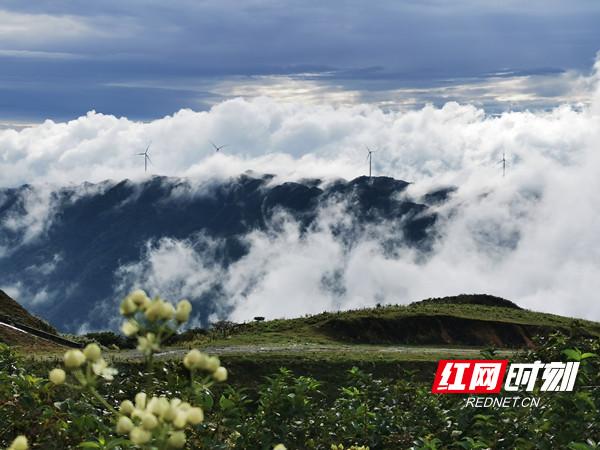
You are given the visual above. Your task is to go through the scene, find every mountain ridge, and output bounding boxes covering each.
[0,174,440,332]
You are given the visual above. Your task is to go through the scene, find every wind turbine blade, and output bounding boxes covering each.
[146,155,153,165]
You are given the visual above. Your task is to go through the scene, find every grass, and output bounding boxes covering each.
[181,295,600,350]
[12,294,600,386]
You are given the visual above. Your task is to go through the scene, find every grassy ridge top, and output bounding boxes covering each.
[197,294,600,348]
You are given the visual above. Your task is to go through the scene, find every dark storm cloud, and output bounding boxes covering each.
[1,0,600,120]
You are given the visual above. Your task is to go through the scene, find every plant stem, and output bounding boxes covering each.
[146,352,154,393]
[89,387,118,416]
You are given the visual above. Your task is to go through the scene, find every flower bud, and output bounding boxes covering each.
[135,392,147,409]
[141,412,159,430]
[121,320,139,337]
[8,435,28,450]
[152,397,170,417]
[179,402,191,411]
[167,431,186,449]
[83,343,102,362]
[128,289,150,307]
[212,366,228,382]
[144,300,162,321]
[183,349,207,370]
[130,427,151,445]
[146,396,158,413]
[173,410,188,429]
[120,400,135,415]
[63,350,86,369]
[186,407,204,425]
[119,297,137,316]
[160,301,175,320]
[116,416,134,435]
[163,404,177,422]
[273,445,287,450]
[49,368,66,385]
[175,299,192,322]
[205,356,220,372]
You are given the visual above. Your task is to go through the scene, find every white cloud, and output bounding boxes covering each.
[0,49,83,59]
[0,181,109,252]
[0,10,97,44]
[218,168,600,322]
[4,55,600,322]
[224,208,349,321]
[25,253,62,276]
[2,80,598,188]
[1,186,58,246]
[113,235,226,327]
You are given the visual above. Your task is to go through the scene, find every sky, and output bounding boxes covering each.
[1,0,600,123]
[2,1,600,322]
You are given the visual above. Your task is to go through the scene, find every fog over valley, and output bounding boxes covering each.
[2,56,600,330]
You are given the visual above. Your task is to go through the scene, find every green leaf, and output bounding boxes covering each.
[568,443,594,450]
[219,394,235,410]
[78,443,102,449]
[563,349,582,361]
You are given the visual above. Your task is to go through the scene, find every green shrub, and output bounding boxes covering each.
[1,291,599,450]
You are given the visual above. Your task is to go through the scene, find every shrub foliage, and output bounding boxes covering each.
[1,291,599,449]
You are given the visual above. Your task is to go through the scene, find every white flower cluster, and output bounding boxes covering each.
[183,349,228,382]
[49,343,117,386]
[119,289,192,356]
[115,392,204,448]
[40,290,233,450]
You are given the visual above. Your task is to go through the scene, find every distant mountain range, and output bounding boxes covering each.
[0,174,446,332]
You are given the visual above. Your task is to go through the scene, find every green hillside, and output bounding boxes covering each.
[187,294,600,349]
[0,290,70,349]
[0,289,56,334]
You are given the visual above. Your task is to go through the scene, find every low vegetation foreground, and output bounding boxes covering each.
[1,291,600,449]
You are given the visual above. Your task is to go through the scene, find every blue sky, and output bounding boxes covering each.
[3,1,600,320]
[1,0,600,122]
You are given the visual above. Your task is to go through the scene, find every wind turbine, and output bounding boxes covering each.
[137,143,152,173]
[498,152,507,177]
[366,146,377,178]
[210,141,228,152]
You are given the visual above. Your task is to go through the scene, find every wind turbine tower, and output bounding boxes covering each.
[137,144,152,173]
[366,147,377,178]
[499,152,507,177]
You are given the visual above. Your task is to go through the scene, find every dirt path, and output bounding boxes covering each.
[114,343,506,362]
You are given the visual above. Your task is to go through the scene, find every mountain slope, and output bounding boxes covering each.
[0,174,438,332]
[198,294,600,348]
[0,289,56,333]
[0,289,70,349]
